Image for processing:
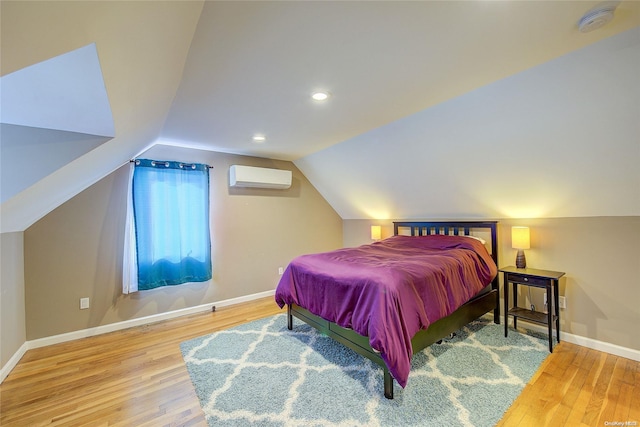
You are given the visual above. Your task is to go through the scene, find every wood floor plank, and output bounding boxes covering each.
[611,382,633,424]
[564,350,607,426]
[582,353,617,425]
[629,382,640,425]
[496,341,639,427]
[2,297,638,427]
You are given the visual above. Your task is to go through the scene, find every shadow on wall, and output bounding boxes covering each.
[90,165,128,327]
[563,276,607,341]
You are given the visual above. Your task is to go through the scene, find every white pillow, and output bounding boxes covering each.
[462,235,486,245]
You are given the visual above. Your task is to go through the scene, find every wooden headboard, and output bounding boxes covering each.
[393,221,499,268]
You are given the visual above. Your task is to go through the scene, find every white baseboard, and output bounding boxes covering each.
[4,296,638,384]
[0,342,28,383]
[502,316,640,362]
[1,289,276,383]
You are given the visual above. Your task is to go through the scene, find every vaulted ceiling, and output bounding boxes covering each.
[162,1,639,160]
[1,1,639,232]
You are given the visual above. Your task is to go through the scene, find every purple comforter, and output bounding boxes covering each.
[274,234,497,388]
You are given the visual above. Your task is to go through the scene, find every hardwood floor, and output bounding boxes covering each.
[497,340,640,427]
[1,297,638,426]
[0,297,281,426]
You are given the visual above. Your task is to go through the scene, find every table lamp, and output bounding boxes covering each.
[512,226,530,269]
[371,225,382,241]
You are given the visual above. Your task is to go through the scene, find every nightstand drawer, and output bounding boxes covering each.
[505,273,549,287]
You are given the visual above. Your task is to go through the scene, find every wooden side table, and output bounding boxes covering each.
[500,266,566,352]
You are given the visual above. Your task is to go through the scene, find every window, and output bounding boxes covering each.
[123,159,212,293]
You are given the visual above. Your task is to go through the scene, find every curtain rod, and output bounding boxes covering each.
[129,159,213,169]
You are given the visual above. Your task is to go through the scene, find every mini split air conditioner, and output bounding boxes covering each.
[229,165,292,189]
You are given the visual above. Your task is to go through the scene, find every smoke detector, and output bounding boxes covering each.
[578,2,619,33]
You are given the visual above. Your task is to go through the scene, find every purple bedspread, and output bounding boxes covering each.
[274,234,497,388]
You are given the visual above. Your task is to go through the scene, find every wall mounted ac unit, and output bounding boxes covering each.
[229,165,292,189]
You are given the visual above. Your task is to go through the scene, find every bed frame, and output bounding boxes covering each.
[286,221,500,399]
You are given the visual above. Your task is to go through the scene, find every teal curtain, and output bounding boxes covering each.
[132,159,212,290]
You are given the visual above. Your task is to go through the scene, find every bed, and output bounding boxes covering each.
[275,221,499,399]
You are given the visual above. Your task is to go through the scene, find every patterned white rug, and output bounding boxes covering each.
[180,313,548,427]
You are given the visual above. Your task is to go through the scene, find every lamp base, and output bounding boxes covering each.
[515,250,527,269]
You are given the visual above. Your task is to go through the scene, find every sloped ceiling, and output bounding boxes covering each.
[1,1,639,233]
[0,124,111,204]
[162,0,639,160]
[1,43,114,137]
[0,1,205,232]
[0,43,115,202]
[295,28,640,219]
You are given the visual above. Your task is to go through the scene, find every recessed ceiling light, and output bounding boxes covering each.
[311,91,330,101]
[252,135,266,143]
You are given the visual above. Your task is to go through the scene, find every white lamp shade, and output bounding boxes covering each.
[511,226,530,249]
[371,225,382,241]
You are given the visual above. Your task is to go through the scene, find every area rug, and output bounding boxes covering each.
[180,314,549,427]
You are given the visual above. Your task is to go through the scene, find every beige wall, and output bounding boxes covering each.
[14,148,640,355]
[23,147,342,340]
[344,217,640,352]
[0,232,26,367]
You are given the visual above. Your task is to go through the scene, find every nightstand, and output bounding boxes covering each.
[500,266,566,352]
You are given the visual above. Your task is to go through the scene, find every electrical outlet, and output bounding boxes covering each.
[278,267,284,275]
[80,297,90,310]
[543,293,566,309]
